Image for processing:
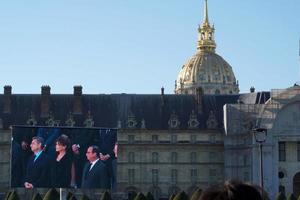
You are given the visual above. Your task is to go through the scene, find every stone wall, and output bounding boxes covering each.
[0,130,11,191]
[117,129,224,198]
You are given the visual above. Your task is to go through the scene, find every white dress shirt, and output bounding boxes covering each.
[89,158,99,171]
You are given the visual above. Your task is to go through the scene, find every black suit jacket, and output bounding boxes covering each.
[81,160,110,189]
[25,152,50,187]
[99,129,117,159]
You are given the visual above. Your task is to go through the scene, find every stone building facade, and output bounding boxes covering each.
[117,129,224,198]
[2,86,299,200]
[0,85,268,199]
[224,85,300,199]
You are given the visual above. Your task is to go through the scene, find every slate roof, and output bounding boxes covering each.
[0,91,270,130]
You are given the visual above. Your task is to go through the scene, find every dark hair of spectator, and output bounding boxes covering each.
[32,136,45,148]
[199,180,262,200]
[55,134,70,149]
[90,145,100,158]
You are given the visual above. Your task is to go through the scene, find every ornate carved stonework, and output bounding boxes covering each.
[83,111,94,127]
[127,111,137,129]
[65,112,75,127]
[188,110,199,129]
[26,112,37,126]
[141,119,146,129]
[45,112,60,126]
[117,120,122,129]
[206,110,218,129]
[168,111,180,129]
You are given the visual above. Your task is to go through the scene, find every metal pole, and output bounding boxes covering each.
[260,143,264,200]
[60,188,66,200]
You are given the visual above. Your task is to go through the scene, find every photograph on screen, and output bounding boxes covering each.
[11,126,118,189]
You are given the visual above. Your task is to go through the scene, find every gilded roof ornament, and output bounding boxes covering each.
[197,0,216,52]
[175,0,239,95]
[204,0,209,26]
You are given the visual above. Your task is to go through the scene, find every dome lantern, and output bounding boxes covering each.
[197,0,216,53]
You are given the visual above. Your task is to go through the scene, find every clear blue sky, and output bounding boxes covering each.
[0,0,299,94]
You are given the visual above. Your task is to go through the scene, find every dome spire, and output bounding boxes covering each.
[197,0,216,52]
[204,0,209,26]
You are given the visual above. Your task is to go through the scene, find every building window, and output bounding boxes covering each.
[171,135,177,144]
[191,169,197,183]
[190,152,197,163]
[209,152,216,162]
[151,187,161,200]
[152,135,158,143]
[279,185,285,194]
[209,169,217,176]
[152,152,159,163]
[210,135,216,143]
[190,135,196,144]
[297,142,300,161]
[293,112,297,122]
[128,169,135,184]
[279,142,286,161]
[227,76,231,82]
[243,155,248,166]
[209,169,217,178]
[171,169,177,185]
[171,152,178,164]
[129,152,135,163]
[243,171,250,182]
[128,135,135,144]
[152,169,159,185]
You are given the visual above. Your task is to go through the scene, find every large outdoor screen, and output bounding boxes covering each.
[11,126,118,189]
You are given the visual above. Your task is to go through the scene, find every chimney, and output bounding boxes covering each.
[195,87,203,114]
[3,85,12,114]
[250,87,255,93]
[160,87,167,129]
[41,85,51,117]
[161,87,164,95]
[73,85,82,114]
[160,86,165,107]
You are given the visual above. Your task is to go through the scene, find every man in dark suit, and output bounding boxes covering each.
[81,145,110,189]
[24,136,50,188]
[11,138,23,187]
[13,127,36,182]
[70,128,95,188]
[37,127,60,160]
[98,129,118,190]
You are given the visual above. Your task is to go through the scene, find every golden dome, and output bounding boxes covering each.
[176,51,239,95]
[175,0,239,95]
